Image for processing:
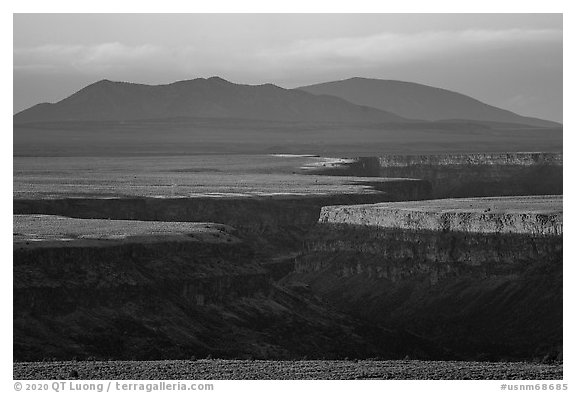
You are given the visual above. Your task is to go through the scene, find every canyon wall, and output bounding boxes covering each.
[14,235,264,360]
[312,153,562,198]
[319,196,563,236]
[14,217,448,362]
[285,197,563,361]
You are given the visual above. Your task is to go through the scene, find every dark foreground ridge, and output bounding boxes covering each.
[14,359,562,380]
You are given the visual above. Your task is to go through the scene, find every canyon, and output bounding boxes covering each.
[13,153,563,365]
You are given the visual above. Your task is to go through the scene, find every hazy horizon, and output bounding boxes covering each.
[13,14,562,122]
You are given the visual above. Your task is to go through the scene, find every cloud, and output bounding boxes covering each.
[13,28,561,78]
[255,28,562,69]
[14,42,168,73]
[76,42,163,65]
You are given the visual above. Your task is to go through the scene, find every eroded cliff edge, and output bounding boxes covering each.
[285,196,563,361]
[309,153,562,198]
[13,178,431,254]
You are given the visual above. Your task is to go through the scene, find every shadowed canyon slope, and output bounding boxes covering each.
[13,77,406,124]
[287,196,563,361]
[14,214,448,362]
[298,78,559,128]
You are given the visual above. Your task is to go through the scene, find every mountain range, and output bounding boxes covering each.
[14,77,560,128]
[13,77,405,124]
[299,78,558,128]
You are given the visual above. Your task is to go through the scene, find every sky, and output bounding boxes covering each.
[13,13,563,122]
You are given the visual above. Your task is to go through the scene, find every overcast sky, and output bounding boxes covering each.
[13,13,562,122]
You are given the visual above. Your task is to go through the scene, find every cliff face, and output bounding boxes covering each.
[289,228,562,360]
[14,240,263,309]
[319,196,563,236]
[285,197,563,361]
[14,215,450,362]
[14,236,265,361]
[311,153,562,198]
[376,153,562,167]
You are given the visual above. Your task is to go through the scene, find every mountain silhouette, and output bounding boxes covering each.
[298,77,559,127]
[13,77,407,124]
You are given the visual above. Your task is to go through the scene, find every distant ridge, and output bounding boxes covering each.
[298,77,559,128]
[13,77,407,124]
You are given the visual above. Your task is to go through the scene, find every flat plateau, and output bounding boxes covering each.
[320,195,563,235]
[13,215,238,248]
